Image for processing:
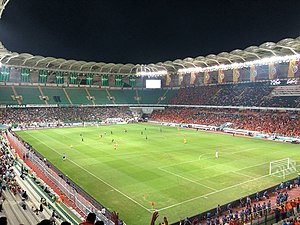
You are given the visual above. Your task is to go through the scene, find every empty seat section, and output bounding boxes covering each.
[0,86,17,105]
[14,86,44,104]
[42,87,70,105]
[66,88,90,105]
[138,89,165,104]
[111,89,136,104]
[86,89,111,105]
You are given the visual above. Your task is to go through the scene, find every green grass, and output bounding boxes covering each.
[15,124,300,225]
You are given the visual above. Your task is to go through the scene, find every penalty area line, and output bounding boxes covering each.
[158,167,217,191]
[156,173,271,212]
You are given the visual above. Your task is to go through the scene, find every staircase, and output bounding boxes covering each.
[11,86,22,105]
[38,86,48,105]
[63,88,73,105]
[85,87,95,105]
[105,88,116,104]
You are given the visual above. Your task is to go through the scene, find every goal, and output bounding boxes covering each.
[269,158,297,179]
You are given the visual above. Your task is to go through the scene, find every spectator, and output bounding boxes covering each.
[37,219,51,225]
[0,216,7,225]
[79,212,97,225]
[61,222,71,225]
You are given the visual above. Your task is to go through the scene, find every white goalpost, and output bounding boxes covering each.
[269,158,297,179]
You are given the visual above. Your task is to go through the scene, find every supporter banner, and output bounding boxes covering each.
[250,65,258,82]
[166,73,171,86]
[115,74,123,86]
[268,63,277,80]
[218,70,225,83]
[86,73,93,85]
[204,71,211,84]
[190,71,198,85]
[288,60,300,78]
[21,68,30,83]
[232,68,242,83]
[6,104,26,108]
[70,72,78,84]
[39,70,48,83]
[129,75,136,87]
[46,83,57,87]
[102,74,109,86]
[26,104,58,108]
[178,72,183,86]
[55,71,64,84]
[0,66,10,82]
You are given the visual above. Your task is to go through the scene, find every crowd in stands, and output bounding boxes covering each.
[0,106,134,127]
[150,108,300,137]
[168,83,300,108]
[261,96,300,108]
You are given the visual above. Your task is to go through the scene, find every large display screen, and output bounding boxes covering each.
[146,80,161,89]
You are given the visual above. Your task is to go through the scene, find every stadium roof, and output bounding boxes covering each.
[1,37,300,76]
[0,0,9,19]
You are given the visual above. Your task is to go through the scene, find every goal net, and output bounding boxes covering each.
[269,158,297,179]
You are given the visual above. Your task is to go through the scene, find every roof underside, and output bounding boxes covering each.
[1,37,300,75]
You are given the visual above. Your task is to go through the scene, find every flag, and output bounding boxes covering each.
[102,74,109,86]
[86,73,93,85]
[268,63,277,80]
[56,71,64,84]
[21,68,30,83]
[178,72,183,85]
[39,70,48,83]
[204,71,211,84]
[129,75,136,87]
[288,60,300,78]
[232,68,241,83]
[218,70,225,83]
[166,73,171,86]
[115,74,122,86]
[70,72,78,84]
[190,72,196,85]
[250,65,258,82]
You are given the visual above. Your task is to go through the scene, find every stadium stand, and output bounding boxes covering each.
[0,106,134,126]
[150,107,300,137]
[65,88,92,105]
[168,83,277,107]
[41,87,70,105]
[0,5,300,221]
[0,86,178,106]
[109,89,136,104]
[0,86,17,105]
[14,86,44,105]
[88,88,112,105]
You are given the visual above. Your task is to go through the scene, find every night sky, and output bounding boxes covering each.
[0,0,300,64]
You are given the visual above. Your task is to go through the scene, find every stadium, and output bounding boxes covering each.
[0,1,300,225]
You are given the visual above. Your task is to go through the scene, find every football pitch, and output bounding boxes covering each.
[15,123,300,225]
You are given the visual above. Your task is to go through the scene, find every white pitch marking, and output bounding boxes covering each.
[25,131,153,213]
[158,167,217,191]
[156,173,271,211]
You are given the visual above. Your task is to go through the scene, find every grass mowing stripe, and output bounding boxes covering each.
[24,130,153,213]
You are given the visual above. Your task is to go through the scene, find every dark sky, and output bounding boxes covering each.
[0,0,300,64]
